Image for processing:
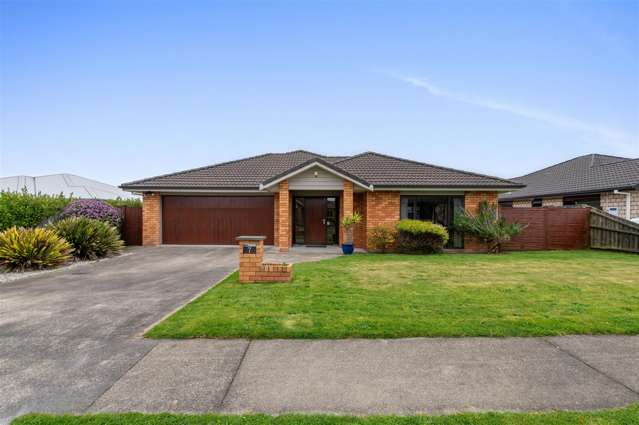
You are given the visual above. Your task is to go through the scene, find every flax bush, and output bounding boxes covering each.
[50,217,124,260]
[0,227,73,271]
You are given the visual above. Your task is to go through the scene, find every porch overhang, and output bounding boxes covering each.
[259,160,373,192]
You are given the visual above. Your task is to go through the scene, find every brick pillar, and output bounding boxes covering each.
[273,192,280,247]
[238,237,264,283]
[340,180,354,245]
[463,191,498,252]
[142,193,161,246]
[278,181,290,252]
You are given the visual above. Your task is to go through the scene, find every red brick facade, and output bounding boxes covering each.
[278,181,291,252]
[364,191,401,250]
[142,193,161,246]
[140,183,499,253]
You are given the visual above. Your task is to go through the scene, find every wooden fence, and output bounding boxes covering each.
[589,208,639,253]
[119,206,142,246]
[500,207,590,251]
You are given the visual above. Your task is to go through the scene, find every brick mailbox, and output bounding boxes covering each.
[237,236,292,283]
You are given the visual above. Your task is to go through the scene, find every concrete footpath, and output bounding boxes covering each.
[90,335,639,416]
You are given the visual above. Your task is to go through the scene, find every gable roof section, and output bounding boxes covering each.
[499,154,639,201]
[121,150,524,191]
[259,157,372,190]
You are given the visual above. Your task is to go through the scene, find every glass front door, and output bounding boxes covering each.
[293,197,339,246]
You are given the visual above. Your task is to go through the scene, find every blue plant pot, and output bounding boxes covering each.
[342,243,354,255]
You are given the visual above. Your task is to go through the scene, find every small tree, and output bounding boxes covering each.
[454,201,524,253]
[341,211,362,245]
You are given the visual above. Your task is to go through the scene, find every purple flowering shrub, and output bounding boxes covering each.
[59,199,122,228]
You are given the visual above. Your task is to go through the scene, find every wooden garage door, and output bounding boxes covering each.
[162,196,274,245]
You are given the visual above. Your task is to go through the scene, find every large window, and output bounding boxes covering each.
[400,196,465,249]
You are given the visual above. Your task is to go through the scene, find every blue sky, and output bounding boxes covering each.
[1,0,638,186]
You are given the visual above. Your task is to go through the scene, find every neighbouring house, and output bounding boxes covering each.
[0,173,137,200]
[499,154,639,221]
[120,150,523,252]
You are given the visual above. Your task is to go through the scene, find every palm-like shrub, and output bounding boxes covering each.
[395,219,449,254]
[50,217,124,260]
[0,227,73,271]
[340,211,363,245]
[454,201,524,253]
[59,199,122,228]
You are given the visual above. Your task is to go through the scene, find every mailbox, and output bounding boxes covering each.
[243,244,257,254]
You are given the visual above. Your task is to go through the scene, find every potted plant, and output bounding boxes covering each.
[340,212,362,255]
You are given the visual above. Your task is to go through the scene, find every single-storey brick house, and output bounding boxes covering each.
[121,151,523,252]
[499,154,639,221]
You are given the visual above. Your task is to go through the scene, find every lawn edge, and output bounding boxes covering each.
[141,268,238,338]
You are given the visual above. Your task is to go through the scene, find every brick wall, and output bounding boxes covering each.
[142,193,161,246]
[365,191,400,250]
[512,199,532,208]
[353,192,367,248]
[463,191,499,252]
[542,197,563,207]
[278,181,290,251]
[340,181,354,245]
[238,238,292,283]
[601,190,639,220]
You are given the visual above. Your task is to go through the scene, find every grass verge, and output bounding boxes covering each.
[147,250,639,339]
[12,404,639,425]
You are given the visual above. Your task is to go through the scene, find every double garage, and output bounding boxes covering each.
[161,196,274,245]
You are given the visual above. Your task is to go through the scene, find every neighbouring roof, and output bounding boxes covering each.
[0,174,138,199]
[120,150,523,192]
[499,154,639,201]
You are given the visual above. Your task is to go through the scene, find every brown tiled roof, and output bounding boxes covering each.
[121,150,523,191]
[499,154,639,201]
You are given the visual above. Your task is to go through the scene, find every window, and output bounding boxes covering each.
[532,198,543,208]
[400,196,464,249]
[563,194,600,209]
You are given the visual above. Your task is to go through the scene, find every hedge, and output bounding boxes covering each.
[0,190,72,231]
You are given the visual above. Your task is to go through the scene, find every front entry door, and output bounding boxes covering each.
[304,198,327,245]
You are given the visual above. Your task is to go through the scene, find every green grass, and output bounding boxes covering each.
[11,404,639,425]
[147,250,639,339]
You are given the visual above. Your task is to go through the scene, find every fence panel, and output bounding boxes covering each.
[120,206,142,246]
[589,209,639,253]
[500,207,590,251]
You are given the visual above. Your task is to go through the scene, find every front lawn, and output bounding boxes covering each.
[11,404,639,425]
[147,250,639,339]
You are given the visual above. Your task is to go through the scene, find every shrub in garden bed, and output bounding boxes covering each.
[59,199,123,228]
[50,217,124,260]
[0,190,71,230]
[0,227,73,271]
[368,225,397,252]
[395,219,449,254]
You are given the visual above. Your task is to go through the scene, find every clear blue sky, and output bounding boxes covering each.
[1,0,638,186]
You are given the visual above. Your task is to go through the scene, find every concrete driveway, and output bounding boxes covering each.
[1,246,638,423]
[0,246,239,423]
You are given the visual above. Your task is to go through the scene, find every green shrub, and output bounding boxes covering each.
[0,227,73,271]
[105,197,142,208]
[340,211,363,245]
[368,225,397,252]
[50,217,124,260]
[0,190,72,230]
[395,219,449,254]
